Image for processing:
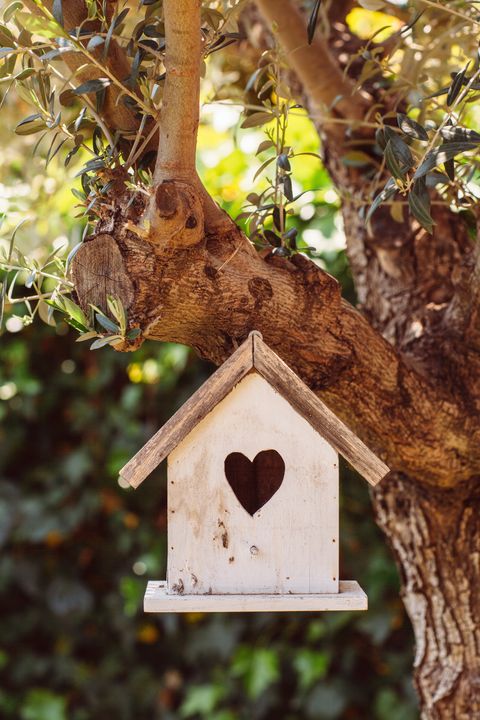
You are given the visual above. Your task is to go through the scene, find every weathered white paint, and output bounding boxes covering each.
[167,373,339,596]
[144,580,367,612]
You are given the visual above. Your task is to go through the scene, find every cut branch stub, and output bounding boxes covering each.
[71,233,134,316]
[148,180,204,247]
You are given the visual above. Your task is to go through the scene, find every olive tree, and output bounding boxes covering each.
[1,1,479,716]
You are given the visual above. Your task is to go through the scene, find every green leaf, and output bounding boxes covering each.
[86,35,104,51]
[384,140,406,179]
[384,127,414,169]
[277,153,291,171]
[397,113,428,141]
[294,649,329,691]
[414,142,478,178]
[75,331,98,342]
[15,12,66,39]
[282,175,293,201]
[408,179,434,233]
[95,313,119,334]
[52,0,63,27]
[3,1,23,23]
[240,111,273,129]
[15,115,46,136]
[90,335,122,350]
[447,63,469,106]
[20,689,67,720]
[73,78,110,95]
[440,126,480,144]
[342,150,372,168]
[264,229,282,247]
[256,139,275,155]
[366,177,396,223]
[307,0,322,45]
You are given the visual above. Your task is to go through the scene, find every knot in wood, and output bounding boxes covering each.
[155,182,178,218]
[149,180,204,248]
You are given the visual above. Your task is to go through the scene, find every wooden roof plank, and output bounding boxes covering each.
[119,335,254,487]
[251,334,389,486]
[120,331,389,488]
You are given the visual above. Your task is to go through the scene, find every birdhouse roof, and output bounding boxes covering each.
[120,332,389,489]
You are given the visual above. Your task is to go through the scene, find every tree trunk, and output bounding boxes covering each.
[373,474,480,719]
[324,114,480,720]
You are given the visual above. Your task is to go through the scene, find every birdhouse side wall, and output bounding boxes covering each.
[167,373,339,595]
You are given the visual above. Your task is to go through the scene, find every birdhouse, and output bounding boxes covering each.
[120,332,389,613]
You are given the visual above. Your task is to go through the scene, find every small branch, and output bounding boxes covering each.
[255,0,368,124]
[154,0,202,183]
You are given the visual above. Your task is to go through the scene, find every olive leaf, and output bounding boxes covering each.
[307,0,322,45]
[414,142,478,179]
[408,178,434,233]
[397,113,428,142]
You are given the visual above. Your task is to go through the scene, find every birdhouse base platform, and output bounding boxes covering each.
[144,580,367,613]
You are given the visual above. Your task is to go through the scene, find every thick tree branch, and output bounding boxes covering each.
[255,0,368,125]
[71,193,480,487]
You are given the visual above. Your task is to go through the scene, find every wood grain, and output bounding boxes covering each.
[119,335,253,488]
[167,373,339,595]
[252,334,390,486]
[144,580,368,612]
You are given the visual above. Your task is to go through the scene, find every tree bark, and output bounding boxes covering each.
[373,474,480,719]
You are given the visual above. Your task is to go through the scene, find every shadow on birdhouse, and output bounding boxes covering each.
[120,332,389,613]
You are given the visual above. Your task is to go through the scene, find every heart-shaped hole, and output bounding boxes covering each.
[224,449,285,516]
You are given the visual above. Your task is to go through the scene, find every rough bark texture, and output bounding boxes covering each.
[64,0,480,715]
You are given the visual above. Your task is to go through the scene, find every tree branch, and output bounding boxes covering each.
[255,0,368,125]
[154,0,202,183]
[71,200,480,487]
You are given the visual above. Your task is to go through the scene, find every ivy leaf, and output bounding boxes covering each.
[307,0,322,45]
[408,178,434,233]
[414,142,478,179]
[397,113,428,141]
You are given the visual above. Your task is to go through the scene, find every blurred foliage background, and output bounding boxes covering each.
[1,5,418,719]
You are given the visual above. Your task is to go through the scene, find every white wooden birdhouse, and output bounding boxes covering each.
[120,332,389,613]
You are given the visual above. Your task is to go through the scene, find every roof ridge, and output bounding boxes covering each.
[119,332,389,488]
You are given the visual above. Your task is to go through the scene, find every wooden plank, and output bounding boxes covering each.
[252,334,389,486]
[144,580,368,613]
[119,336,254,487]
[168,373,339,595]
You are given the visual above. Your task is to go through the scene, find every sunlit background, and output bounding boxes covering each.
[0,5,419,720]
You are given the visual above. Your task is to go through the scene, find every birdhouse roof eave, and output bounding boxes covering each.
[119,332,389,489]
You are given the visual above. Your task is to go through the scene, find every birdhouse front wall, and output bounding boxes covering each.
[166,372,339,596]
